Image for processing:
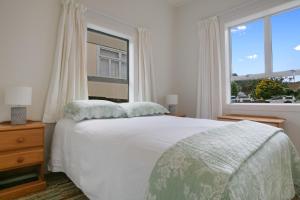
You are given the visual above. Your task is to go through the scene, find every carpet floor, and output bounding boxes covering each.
[17,173,88,200]
[16,172,300,200]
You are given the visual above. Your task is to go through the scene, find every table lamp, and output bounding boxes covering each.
[166,94,178,114]
[5,86,32,125]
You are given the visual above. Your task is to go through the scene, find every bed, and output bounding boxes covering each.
[49,115,300,200]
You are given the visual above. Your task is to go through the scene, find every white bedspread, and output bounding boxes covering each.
[49,116,229,199]
[49,116,295,200]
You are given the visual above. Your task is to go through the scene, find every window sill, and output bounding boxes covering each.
[225,103,300,112]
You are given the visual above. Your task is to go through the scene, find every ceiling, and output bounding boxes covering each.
[167,0,193,7]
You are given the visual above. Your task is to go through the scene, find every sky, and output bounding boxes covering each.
[231,7,300,81]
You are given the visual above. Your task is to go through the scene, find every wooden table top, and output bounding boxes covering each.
[0,121,44,131]
[217,114,285,124]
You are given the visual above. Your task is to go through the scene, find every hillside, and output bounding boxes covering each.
[288,81,300,91]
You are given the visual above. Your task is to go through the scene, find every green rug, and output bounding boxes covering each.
[16,172,300,200]
[17,173,88,200]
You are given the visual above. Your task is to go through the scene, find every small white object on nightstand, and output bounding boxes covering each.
[166,94,178,114]
[5,86,32,125]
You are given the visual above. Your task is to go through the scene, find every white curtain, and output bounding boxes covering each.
[43,0,88,123]
[196,16,222,119]
[137,28,157,102]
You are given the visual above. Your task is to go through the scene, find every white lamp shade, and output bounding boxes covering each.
[166,94,178,105]
[5,86,32,106]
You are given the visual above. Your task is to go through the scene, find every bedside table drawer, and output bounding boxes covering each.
[0,148,44,171]
[0,128,43,152]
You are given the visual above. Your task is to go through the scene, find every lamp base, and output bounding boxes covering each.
[11,107,27,125]
[168,105,177,114]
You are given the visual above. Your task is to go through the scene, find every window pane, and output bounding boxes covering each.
[110,60,119,78]
[231,79,258,103]
[99,58,109,77]
[100,49,119,59]
[231,19,265,76]
[121,54,127,62]
[272,7,300,72]
[121,62,127,80]
[287,75,300,103]
[231,75,300,104]
[87,29,129,102]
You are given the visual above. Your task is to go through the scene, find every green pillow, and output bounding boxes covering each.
[64,100,127,121]
[120,102,169,118]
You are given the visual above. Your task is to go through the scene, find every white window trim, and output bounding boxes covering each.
[225,1,300,28]
[264,16,272,77]
[224,0,300,111]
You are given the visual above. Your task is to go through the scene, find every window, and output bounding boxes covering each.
[272,8,300,73]
[229,6,300,104]
[231,19,265,77]
[87,28,129,102]
[97,46,128,80]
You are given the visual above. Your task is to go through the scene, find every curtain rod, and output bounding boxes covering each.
[87,8,137,29]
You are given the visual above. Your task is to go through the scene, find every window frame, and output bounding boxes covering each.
[87,28,130,84]
[86,28,130,102]
[224,1,300,108]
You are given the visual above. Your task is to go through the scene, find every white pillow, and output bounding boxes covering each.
[120,102,169,118]
[64,100,127,121]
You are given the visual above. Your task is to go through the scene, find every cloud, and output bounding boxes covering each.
[237,25,247,30]
[231,25,247,33]
[246,54,258,60]
[294,45,300,51]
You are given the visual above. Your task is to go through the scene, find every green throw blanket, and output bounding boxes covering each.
[146,120,300,200]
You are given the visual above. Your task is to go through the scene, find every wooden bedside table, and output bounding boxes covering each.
[217,114,285,128]
[166,113,186,117]
[0,121,46,199]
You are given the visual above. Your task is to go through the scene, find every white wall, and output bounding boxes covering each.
[0,0,61,165]
[174,0,300,150]
[0,0,61,122]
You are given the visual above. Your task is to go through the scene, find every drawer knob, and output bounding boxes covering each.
[16,137,25,143]
[17,157,24,163]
